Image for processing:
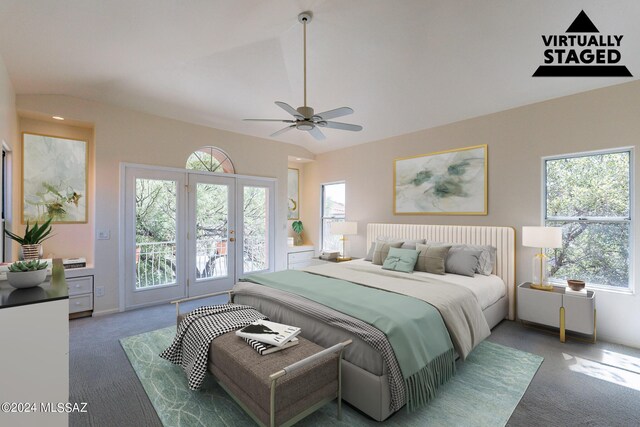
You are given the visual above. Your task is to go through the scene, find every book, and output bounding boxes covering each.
[243,337,299,355]
[235,319,301,347]
[63,258,87,269]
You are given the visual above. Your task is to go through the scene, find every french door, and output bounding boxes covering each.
[123,166,274,309]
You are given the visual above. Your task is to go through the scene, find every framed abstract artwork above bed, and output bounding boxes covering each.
[394,144,487,215]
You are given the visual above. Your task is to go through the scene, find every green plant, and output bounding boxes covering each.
[4,218,53,245]
[292,220,303,235]
[8,260,49,272]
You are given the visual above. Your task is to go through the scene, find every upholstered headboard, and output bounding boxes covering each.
[367,223,516,320]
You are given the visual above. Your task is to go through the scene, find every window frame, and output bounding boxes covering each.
[541,146,634,292]
[320,181,346,252]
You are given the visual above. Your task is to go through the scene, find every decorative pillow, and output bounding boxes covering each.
[372,241,403,265]
[415,243,451,275]
[429,242,497,276]
[382,247,420,273]
[400,239,426,250]
[364,243,376,261]
[465,245,497,275]
[445,250,482,277]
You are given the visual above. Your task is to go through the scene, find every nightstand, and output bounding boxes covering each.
[314,257,360,263]
[517,282,596,343]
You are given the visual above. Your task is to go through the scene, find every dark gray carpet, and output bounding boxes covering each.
[69,299,640,427]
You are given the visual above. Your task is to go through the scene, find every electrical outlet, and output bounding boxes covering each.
[97,230,110,240]
[95,286,105,297]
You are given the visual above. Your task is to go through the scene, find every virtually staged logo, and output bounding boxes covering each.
[533,10,632,77]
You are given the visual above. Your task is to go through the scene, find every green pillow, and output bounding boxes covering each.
[382,247,420,273]
[372,241,403,265]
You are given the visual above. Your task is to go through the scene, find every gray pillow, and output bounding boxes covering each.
[464,245,497,275]
[400,239,426,250]
[382,248,420,273]
[364,243,376,261]
[430,242,496,276]
[415,243,451,275]
[372,241,403,265]
[445,250,482,277]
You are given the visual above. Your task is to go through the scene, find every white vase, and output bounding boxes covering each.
[6,269,48,289]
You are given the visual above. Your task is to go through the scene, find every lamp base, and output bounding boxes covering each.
[530,283,554,291]
[336,257,352,262]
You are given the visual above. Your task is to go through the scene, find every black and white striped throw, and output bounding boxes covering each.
[159,303,266,390]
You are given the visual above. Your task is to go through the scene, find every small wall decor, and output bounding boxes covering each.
[22,132,88,223]
[287,168,299,220]
[394,144,487,215]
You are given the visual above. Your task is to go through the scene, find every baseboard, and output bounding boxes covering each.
[92,308,120,317]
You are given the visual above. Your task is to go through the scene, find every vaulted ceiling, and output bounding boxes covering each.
[0,0,638,153]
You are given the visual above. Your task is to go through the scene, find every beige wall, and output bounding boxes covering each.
[287,161,314,246]
[301,80,640,348]
[17,94,313,314]
[13,118,95,264]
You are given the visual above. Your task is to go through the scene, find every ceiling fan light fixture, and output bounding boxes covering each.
[296,121,315,131]
[243,10,362,140]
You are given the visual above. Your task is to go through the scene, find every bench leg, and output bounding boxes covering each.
[270,378,277,427]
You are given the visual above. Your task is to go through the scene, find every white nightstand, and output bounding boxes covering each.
[517,282,596,343]
[286,245,325,270]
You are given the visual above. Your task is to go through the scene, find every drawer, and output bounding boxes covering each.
[517,286,562,328]
[563,293,596,335]
[67,276,93,296]
[287,250,314,264]
[69,294,93,314]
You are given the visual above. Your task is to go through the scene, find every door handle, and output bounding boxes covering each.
[229,237,236,242]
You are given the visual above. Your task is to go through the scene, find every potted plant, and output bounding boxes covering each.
[4,218,53,260]
[6,260,49,289]
[292,220,303,246]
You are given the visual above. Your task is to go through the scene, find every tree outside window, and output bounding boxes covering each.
[544,149,632,289]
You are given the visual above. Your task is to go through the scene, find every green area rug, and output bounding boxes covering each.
[121,327,542,427]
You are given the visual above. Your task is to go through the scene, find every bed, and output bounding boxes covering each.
[232,223,516,421]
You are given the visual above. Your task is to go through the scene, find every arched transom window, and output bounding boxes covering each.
[186,146,235,173]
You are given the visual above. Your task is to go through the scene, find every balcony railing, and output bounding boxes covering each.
[135,236,268,288]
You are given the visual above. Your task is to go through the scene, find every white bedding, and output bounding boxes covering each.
[347,259,506,310]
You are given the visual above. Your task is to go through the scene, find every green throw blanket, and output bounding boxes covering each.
[243,270,456,410]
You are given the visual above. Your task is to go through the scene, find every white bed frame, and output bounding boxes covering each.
[367,223,516,321]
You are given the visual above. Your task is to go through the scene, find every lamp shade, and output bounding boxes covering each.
[330,221,358,236]
[522,226,562,249]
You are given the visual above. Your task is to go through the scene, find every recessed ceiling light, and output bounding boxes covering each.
[296,158,302,161]
[52,116,64,121]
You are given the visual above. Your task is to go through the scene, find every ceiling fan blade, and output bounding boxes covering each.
[275,101,303,119]
[270,125,296,138]
[321,121,363,132]
[314,107,354,121]
[243,119,295,123]
[307,126,326,141]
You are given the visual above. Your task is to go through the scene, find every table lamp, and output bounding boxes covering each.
[330,221,358,261]
[522,226,563,290]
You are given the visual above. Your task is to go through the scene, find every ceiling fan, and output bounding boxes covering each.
[244,11,363,141]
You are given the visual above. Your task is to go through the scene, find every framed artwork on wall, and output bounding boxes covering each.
[287,168,300,220]
[394,144,487,215]
[22,132,88,224]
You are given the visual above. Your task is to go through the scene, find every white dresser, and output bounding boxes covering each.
[287,245,323,270]
[65,267,95,319]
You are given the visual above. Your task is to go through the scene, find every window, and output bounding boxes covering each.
[544,148,633,289]
[186,147,235,173]
[321,182,345,252]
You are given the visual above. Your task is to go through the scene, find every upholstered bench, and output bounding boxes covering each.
[209,331,351,427]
